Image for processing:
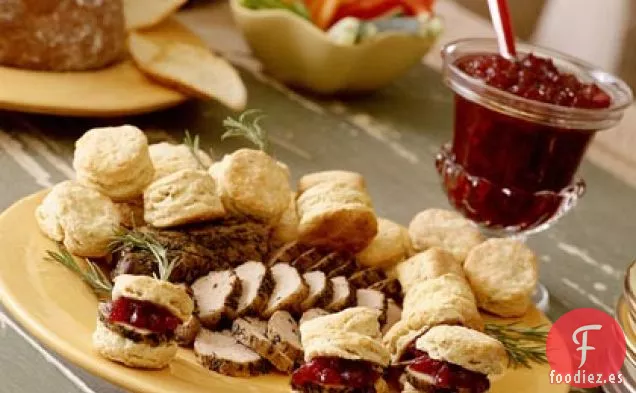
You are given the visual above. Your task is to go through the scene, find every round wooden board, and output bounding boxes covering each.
[0,18,204,117]
[0,191,569,393]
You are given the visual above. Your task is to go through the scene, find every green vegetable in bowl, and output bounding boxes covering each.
[240,0,310,19]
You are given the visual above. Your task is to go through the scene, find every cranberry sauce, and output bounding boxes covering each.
[441,53,611,229]
[108,297,181,335]
[409,352,490,393]
[291,357,381,390]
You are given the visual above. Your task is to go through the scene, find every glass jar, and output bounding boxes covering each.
[608,261,636,392]
[436,38,633,237]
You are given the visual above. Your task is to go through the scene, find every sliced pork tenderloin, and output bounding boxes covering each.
[234,261,273,316]
[194,329,270,377]
[382,299,402,336]
[356,288,388,324]
[175,315,201,347]
[300,271,333,311]
[232,317,295,373]
[192,270,241,329]
[299,308,330,326]
[325,276,355,312]
[267,310,304,364]
[262,263,309,318]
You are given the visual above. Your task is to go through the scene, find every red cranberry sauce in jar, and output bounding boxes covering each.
[441,53,612,229]
[408,352,490,393]
[291,357,381,391]
[108,297,182,335]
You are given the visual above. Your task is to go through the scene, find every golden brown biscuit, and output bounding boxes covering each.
[36,181,120,257]
[297,182,377,253]
[149,142,213,180]
[73,125,154,201]
[415,325,507,376]
[112,275,194,321]
[401,274,482,330]
[408,209,484,263]
[143,169,226,228]
[301,307,390,367]
[209,149,291,223]
[463,238,538,317]
[271,192,299,246]
[357,218,412,269]
[396,248,464,292]
[92,319,177,369]
[298,170,367,195]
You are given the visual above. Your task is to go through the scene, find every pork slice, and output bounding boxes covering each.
[262,263,309,318]
[299,308,330,326]
[306,252,342,273]
[369,278,402,301]
[381,299,402,336]
[232,317,294,373]
[325,276,355,312]
[194,329,270,377]
[405,367,438,392]
[175,315,201,347]
[300,271,333,311]
[348,268,387,288]
[326,258,357,278]
[267,241,308,266]
[192,270,241,329]
[290,248,324,272]
[235,261,273,316]
[267,310,303,363]
[356,288,387,324]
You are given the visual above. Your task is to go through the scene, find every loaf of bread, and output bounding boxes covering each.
[0,0,126,71]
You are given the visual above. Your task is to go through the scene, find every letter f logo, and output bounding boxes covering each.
[572,324,603,368]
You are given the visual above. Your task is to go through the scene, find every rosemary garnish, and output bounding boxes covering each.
[111,228,180,282]
[222,109,270,154]
[183,130,208,169]
[485,323,549,369]
[45,244,112,300]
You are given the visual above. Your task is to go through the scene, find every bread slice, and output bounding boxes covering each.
[262,263,309,318]
[382,299,402,336]
[194,329,269,377]
[300,271,333,311]
[325,276,355,312]
[128,32,247,111]
[232,317,294,373]
[192,270,241,328]
[356,288,388,324]
[235,261,273,316]
[175,315,201,347]
[349,268,387,288]
[267,310,304,363]
[299,308,330,326]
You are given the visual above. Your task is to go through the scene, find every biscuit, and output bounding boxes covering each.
[415,325,506,376]
[396,248,464,292]
[149,142,213,180]
[144,169,226,228]
[209,149,291,223]
[401,274,482,331]
[356,218,412,269]
[73,125,155,201]
[113,274,194,321]
[36,181,120,257]
[93,319,177,369]
[408,209,484,263]
[463,238,538,317]
[271,192,299,246]
[382,321,431,362]
[297,182,377,253]
[301,307,390,367]
[298,170,367,195]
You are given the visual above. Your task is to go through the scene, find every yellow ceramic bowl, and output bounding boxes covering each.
[230,0,442,94]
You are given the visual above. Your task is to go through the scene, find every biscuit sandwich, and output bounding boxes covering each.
[292,307,390,393]
[93,274,194,369]
[401,325,506,393]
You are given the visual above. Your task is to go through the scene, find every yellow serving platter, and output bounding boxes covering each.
[0,191,569,393]
[0,18,200,117]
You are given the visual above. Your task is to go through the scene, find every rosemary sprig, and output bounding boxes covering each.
[111,228,180,282]
[45,244,112,300]
[183,130,207,169]
[484,323,549,369]
[222,109,271,154]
